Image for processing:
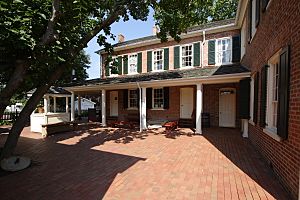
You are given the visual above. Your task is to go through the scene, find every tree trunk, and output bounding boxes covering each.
[0,60,29,116]
[0,66,64,160]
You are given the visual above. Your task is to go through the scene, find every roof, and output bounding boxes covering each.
[27,86,71,95]
[96,19,235,54]
[65,64,249,88]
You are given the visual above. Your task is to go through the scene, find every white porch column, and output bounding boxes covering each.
[71,92,75,121]
[77,95,81,116]
[53,97,57,113]
[101,89,106,126]
[196,83,203,134]
[44,95,49,113]
[242,119,249,138]
[140,87,147,131]
[65,97,69,113]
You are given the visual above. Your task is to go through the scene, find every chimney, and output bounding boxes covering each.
[118,34,125,43]
[152,25,159,35]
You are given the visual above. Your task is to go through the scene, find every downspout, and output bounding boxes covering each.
[136,82,142,132]
[201,30,206,68]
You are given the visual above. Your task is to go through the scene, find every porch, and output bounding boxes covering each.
[0,126,290,199]
[66,65,251,136]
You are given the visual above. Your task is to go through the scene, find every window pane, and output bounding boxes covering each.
[153,88,164,108]
[181,44,193,67]
[153,50,163,71]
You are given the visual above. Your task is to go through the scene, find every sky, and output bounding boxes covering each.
[84,11,155,80]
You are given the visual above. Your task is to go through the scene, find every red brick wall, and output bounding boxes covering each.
[241,0,300,198]
[106,84,240,128]
[203,83,240,127]
[101,29,240,78]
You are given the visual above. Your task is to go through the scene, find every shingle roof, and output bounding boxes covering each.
[65,64,249,87]
[96,19,235,54]
[27,86,71,95]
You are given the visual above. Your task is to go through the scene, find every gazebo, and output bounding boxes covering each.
[28,87,72,133]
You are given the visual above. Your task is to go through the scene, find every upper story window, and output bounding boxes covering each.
[128,89,138,109]
[153,50,164,71]
[152,88,164,109]
[181,44,193,67]
[109,57,119,77]
[128,54,138,74]
[216,38,232,64]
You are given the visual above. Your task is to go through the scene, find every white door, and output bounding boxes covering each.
[110,91,118,116]
[219,89,236,127]
[180,88,194,119]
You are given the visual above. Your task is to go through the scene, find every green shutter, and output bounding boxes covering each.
[164,48,169,70]
[277,46,290,140]
[259,65,268,127]
[137,52,142,73]
[193,42,200,67]
[239,78,251,119]
[147,51,152,72]
[208,40,215,65]
[123,89,128,109]
[123,55,128,74]
[163,87,169,109]
[117,56,122,75]
[105,64,110,77]
[232,36,241,62]
[146,88,152,109]
[174,46,180,69]
[253,72,259,124]
[255,0,260,27]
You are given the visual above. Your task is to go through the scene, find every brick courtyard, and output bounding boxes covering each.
[0,126,290,200]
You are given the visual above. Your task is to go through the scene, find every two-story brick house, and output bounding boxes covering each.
[65,0,299,198]
[67,18,251,135]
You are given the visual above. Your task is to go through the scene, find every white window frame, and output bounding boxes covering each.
[264,51,281,142]
[152,49,164,72]
[128,89,138,109]
[249,75,255,124]
[180,43,193,68]
[215,37,232,65]
[109,56,119,77]
[128,54,138,75]
[152,88,164,110]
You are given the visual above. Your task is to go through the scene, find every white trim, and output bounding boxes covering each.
[128,53,138,75]
[180,43,194,68]
[152,49,164,72]
[152,87,164,109]
[128,89,138,109]
[215,37,233,65]
[219,88,236,128]
[263,128,282,142]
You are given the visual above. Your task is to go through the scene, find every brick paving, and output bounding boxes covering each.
[0,126,290,200]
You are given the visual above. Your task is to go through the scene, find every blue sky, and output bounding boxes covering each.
[84,11,155,79]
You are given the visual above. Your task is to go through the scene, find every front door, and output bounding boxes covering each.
[180,88,194,118]
[219,88,236,127]
[110,91,118,116]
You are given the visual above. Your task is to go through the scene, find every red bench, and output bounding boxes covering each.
[163,121,178,133]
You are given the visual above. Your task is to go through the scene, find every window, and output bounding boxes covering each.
[216,38,232,64]
[152,88,164,109]
[128,54,138,74]
[181,44,193,67]
[153,50,163,71]
[109,57,118,77]
[128,89,138,108]
[266,52,280,134]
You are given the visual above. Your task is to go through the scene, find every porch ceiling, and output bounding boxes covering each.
[64,64,250,92]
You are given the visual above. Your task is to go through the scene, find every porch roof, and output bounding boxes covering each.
[65,64,249,91]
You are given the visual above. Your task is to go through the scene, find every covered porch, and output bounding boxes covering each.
[65,65,251,136]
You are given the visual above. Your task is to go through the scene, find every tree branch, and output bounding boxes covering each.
[39,0,61,46]
[70,10,123,57]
